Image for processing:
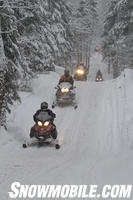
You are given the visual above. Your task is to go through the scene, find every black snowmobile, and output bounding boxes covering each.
[96,70,103,82]
[52,82,77,109]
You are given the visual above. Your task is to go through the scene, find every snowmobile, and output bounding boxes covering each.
[95,74,103,82]
[52,82,77,109]
[74,66,87,81]
[95,46,100,52]
[22,112,60,149]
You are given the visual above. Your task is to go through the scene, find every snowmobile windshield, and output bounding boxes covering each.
[97,74,102,78]
[36,111,53,122]
[97,71,102,76]
[59,82,72,89]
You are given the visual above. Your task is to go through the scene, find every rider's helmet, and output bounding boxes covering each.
[41,102,48,110]
[64,69,70,77]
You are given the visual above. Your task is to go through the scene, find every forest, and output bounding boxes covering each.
[0,0,133,127]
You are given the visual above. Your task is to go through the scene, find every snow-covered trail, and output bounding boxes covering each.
[0,54,133,200]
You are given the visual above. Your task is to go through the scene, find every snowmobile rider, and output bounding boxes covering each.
[96,69,102,77]
[59,69,74,86]
[33,102,56,124]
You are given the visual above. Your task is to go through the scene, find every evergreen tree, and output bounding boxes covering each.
[0,0,20,128]
[15,0,72,70]
[0,0,72,127]
[70,0,98,67]
[102,0,133,77]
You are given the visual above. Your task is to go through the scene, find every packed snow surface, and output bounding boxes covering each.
[0,53,133,199]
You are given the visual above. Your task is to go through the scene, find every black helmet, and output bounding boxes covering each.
[64,69,70,77]
[41,102,48,109]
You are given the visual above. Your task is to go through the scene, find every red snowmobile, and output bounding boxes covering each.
[23,112,60,149]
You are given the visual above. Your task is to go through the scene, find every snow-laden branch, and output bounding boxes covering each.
[0,6,33,9]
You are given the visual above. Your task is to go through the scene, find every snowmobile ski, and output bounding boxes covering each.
[22,139,60,149]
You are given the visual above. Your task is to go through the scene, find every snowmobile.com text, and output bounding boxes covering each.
[8,182,132,199]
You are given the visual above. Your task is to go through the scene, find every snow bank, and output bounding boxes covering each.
[90,69,133,189]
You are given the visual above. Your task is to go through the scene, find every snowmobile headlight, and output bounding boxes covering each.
[44,121,50,127]
[38,121,43,127]
[76,69,84,75]
[96,78,99,81]
[61,88,69,93]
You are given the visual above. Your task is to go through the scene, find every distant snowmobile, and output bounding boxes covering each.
[74,66,87,81]
[95,70,103,82]
[96,75,103,82]
[52,82,78,109]
[95,46,100,52]
[23,112,60,149]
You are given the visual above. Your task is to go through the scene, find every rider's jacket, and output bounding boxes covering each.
[59,74,74,85]
[97,70,102,77]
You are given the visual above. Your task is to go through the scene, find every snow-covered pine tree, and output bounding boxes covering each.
[70,0,98,67]
[0,25,6,128]
[16,0,72,71]
[95,0,111,36]
[0,0,21,128]
[74,0,98,40]
[0,0,73,127]
[102,0,133,77]
[53,0,72,66]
